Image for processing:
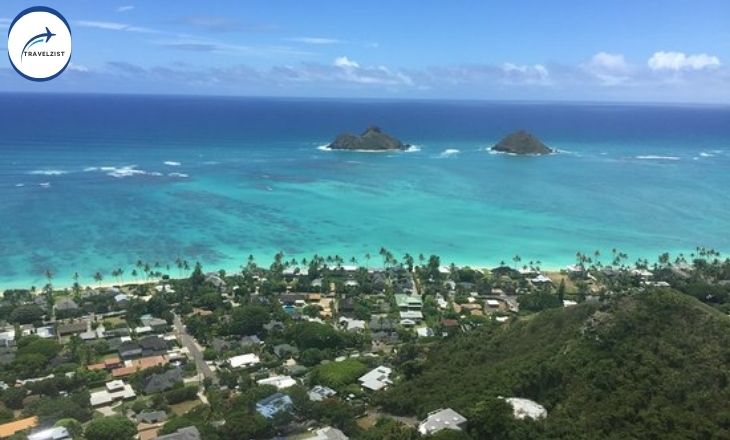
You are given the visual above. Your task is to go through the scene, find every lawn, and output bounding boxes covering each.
[169,399,202,416]
[311,358,368,389]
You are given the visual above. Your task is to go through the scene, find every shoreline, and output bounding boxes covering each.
[0,245,715,292]
[0,259,571,293]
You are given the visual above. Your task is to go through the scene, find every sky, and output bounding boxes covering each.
[1,0,729,103]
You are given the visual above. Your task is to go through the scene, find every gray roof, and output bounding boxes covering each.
[273,343,299,357]
[54,298,79,311]
[308,385,337,401]
[143,368,183,394]
[419,408,467,435]
[136,410,168,424]
[156,426,201,440]
[310,427,349,440]
[57,321,88,335]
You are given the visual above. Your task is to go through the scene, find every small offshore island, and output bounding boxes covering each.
[327,126,411,151]
[491,130,554,155]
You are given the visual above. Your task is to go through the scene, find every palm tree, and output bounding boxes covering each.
[365,253,371,268]
[403,253,414,272]
[72,272,80,296]
[93,272,103,287]
[44,268,54,286]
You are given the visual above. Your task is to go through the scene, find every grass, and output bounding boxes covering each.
[312,358,368,389]
[169,399,202,416]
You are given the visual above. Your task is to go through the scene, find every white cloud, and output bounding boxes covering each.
[76,20,158,34]
[648,51,720,71]
[328,56,413,86]
[290,37,341,45]
[68,63,90,73]
[501,63,550,85]
[588,52,628,71]
[334,56,360,69]
[116,5,135,13]
[583,52,631,86]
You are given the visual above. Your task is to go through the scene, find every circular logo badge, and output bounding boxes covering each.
[7,6,72,81]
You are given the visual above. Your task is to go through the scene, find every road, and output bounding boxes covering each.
[173,313,218,385]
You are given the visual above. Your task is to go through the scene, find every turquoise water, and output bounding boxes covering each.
[1,94,729,288]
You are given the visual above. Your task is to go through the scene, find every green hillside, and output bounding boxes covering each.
[380,290,730,439]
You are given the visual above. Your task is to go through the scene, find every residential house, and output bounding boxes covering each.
[89,380,136,407]
[228,353,260,369]
[273,344,299,358]
[140,315,169,333]
[205,273,227,290]
[143,368,183,394]
[394,294,422,311]
[139,336,169,357]
[358,366,392,391]
[256,375,297,390]
[157,426,201,440]
[0,416,38,438]
[339,317,366,332]
[136,410,168,424]
[338,298,356,314]
[256,393,293,419]
[86,355,123,371]
[111,355,168,377]
[27,427,70,440]
[239,335,263,348]
[399,310,423,321]
[418,408,467,435]
[57,321,88,337]
[308,385,337,402]
[299,427,349,440]
[263,320,285,332]
[504,397,548,420]
[35,326,55,339]
[54,298,79,313]
[119,341,143,359]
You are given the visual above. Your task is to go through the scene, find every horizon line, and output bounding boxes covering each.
[1,90,728,108]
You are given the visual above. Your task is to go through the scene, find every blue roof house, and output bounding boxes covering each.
[255,392,293,419]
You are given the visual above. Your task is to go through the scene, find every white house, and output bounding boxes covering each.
[228,353,260,369]
[89,380,136,407]
[504,397,548,420]
[418,408,468,435]
[257,375,297,390]
[358,366,392,391]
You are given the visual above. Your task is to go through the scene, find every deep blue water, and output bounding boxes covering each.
[1,93,729,288]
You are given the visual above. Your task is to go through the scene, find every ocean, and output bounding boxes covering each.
[1,93,729,288]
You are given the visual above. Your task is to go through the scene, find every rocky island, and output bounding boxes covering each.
[327,126,410,151]
[491,130,553,155]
